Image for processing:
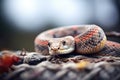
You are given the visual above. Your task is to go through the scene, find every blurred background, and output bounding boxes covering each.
[0,0,120,51]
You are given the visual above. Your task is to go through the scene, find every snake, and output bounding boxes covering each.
[34,25,120,56]
[1,25,120,73]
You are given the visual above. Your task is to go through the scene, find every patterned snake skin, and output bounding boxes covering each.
[34,25,120,56]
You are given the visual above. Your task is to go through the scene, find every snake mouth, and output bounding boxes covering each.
[49,47,74,55]
[59,48,74,54]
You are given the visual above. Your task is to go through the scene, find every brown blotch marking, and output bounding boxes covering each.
[71,26,78,30]
[74,27,98,43]
[35,45,49,55]
[48,30,54,35]
[77,27,98,42]
[35,39,48,46]
[75,37,81,43]
[106,41,120,47]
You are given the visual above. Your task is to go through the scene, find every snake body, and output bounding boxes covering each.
[34,25,120,56]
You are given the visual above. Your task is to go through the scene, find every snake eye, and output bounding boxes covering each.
[62,41,66,45]
[48,42,51,46]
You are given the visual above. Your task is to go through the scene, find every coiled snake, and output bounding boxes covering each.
[1,25,120,73]
[34,25,120,56]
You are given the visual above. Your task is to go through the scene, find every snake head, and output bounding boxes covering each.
[48,36,75,55]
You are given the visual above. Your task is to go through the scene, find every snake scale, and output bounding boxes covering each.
[34,25,120,56]
[1,25,120,73]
